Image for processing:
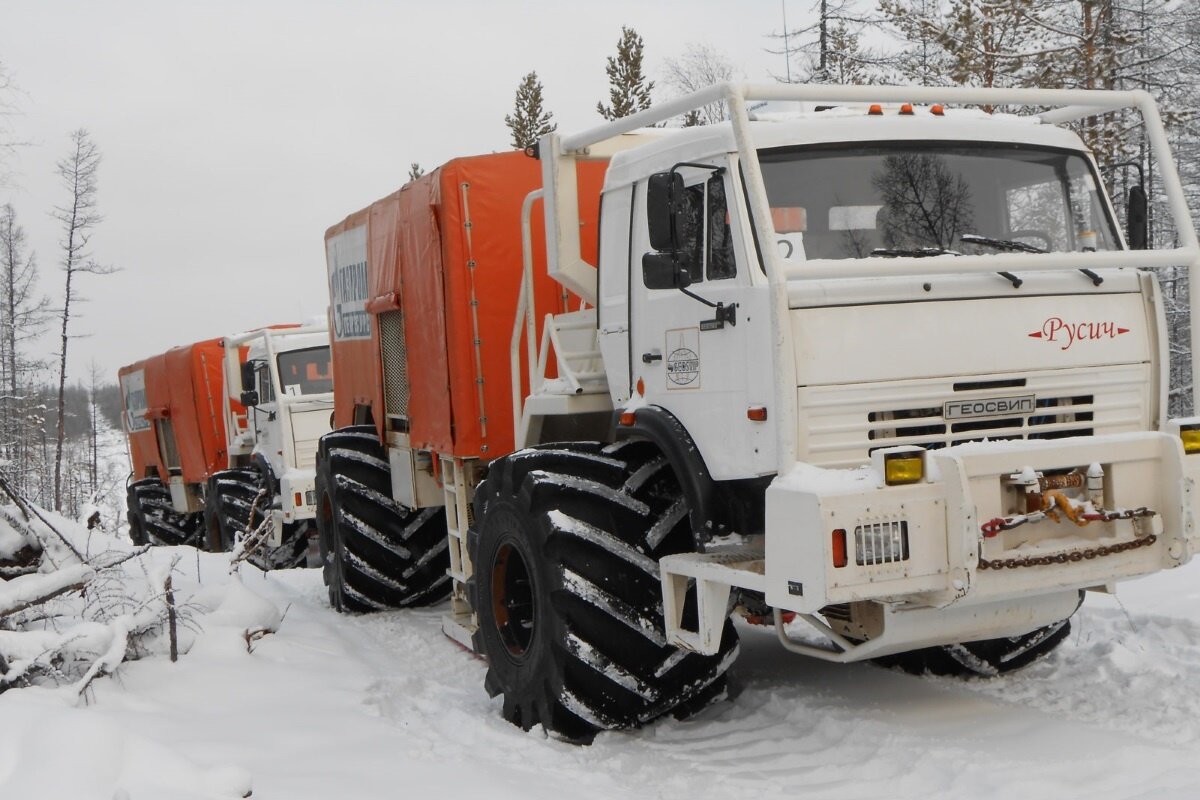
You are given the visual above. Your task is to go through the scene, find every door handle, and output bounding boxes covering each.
[641,351,662,363]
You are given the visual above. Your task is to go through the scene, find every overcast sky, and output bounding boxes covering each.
[0,1,791,383]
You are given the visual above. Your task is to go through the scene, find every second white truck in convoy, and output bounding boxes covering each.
[207,323,334,567]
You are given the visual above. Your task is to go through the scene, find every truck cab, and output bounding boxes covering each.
[215,323,334,564]
[521,87,1200,670]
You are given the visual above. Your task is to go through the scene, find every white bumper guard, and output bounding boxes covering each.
[662,431,1199,661]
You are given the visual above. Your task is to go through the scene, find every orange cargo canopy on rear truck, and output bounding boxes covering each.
[325,151,608,460]
[118,338,230,485]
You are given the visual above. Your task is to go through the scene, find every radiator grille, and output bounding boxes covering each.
[379,310,410,419]
[854,521,909,566]
[867,394,1094,453]
[798,365,1148,468]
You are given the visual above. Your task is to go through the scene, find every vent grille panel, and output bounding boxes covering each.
[799,365,1149,468]
[379,310,410,419]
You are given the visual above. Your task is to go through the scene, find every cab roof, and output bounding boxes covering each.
[603,107,1092,191]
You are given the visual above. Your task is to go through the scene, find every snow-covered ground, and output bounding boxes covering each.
[3,526,1200,800]
[5,419,1200,799]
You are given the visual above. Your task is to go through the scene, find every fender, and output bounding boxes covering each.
[615,405,718,545]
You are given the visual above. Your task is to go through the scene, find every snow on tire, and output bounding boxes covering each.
[315,425,449,612]
[126,478,201,547]
[469,440,739,743]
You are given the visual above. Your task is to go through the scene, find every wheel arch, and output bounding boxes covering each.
[615,406,771,544]
[615,406,718,544]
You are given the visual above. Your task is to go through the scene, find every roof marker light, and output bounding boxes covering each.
[899,103,914,115]
[868,104,883,116]
[931,104,945,116]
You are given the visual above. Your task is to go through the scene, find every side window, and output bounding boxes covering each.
[676,183,705,283]
[257,365,275,404]
[707,176,736,280]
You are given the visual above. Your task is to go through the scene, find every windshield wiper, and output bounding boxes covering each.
[870,247,957,258]
[960,233,1045,254]
[961,233,1102,286]
[870,244,1022,289]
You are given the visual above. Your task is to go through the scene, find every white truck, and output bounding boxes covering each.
[318,83,1200,742]
[207,323,334,568]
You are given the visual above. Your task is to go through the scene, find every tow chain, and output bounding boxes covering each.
[978,533,1157,570]
[980,505,1157,538]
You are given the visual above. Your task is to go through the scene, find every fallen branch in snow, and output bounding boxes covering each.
[0,478,84,563]
[227,489,272,574]
[0,495,192,698]
[0,563,94,619]
[243,626,271,654]
[73,616,130,698]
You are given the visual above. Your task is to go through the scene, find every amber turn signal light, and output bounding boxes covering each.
[832,529,848,568]
[619,410,637,427]
[1180,425,1200,454]
[884,452,924,485]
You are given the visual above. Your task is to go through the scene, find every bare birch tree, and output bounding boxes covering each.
[0,61,27,186]
[0,204,48,497]
[661,43,737,125]
[51,129,113,511]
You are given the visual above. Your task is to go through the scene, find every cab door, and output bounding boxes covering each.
[597,186,634,405]
[629,159,774,480]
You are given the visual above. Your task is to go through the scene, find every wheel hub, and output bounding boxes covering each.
[491,542,535,657]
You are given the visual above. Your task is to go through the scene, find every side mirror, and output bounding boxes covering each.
[1127,185,1148,250]
[240,361,257,392]
[647,171,684,251]
[642,252,692,290]
[240,390,259,408]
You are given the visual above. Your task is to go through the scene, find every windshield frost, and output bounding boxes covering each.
[759,143,1118,260]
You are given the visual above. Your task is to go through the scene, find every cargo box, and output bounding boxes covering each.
[324,151,608,459]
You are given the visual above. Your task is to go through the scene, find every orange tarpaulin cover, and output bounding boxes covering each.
[119,339,230,485]
[324,151,607,459]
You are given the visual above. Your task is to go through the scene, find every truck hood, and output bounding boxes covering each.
[792,291,1158,467]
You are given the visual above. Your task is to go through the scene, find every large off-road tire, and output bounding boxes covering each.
[876,617,1073,677]
[469,440,740,743]
[204,468,308,570]
[126,478,201,547]
[315,425,450,612]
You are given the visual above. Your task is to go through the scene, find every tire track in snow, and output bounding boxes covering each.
[265,570,1200,800]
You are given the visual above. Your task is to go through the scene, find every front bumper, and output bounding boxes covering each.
[764,431,1196,616]
[278,470,319,524]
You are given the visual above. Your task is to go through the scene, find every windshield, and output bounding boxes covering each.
[758,143,1119,261]
[277,346,332,396]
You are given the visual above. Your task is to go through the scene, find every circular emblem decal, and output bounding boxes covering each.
[666,348,699,386]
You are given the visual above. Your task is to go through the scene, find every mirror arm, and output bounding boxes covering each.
[680,285,717,309]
